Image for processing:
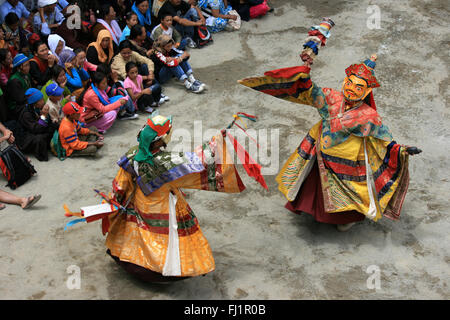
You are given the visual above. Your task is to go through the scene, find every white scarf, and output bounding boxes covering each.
[97,19,123,45]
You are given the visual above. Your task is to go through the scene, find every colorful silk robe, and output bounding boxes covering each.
[105,133,245,277]
[239,66,409,222]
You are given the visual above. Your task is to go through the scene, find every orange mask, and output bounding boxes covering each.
[342,75,372,102]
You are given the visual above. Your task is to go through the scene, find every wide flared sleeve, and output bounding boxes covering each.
[238,66,327,109]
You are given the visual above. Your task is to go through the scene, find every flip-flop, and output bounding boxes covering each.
[23,194,41,209]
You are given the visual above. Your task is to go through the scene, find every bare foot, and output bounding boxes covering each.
[0,203,5,210]
[21,194,41,209]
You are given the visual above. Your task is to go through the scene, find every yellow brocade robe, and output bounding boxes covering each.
[239,66,410,222]
[105,133,246,277]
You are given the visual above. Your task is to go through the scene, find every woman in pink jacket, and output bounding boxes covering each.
[80,72,128,133]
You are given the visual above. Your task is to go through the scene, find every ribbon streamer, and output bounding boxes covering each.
[226,132,268,190]
[64,218,86,231]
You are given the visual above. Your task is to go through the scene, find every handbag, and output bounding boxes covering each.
[84,108,104,123]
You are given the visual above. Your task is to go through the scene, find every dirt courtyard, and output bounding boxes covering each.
[0,0,449,299]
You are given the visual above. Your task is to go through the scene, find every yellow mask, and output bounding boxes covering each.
[342,75,372,102]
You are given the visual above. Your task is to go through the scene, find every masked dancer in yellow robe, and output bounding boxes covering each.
[239,18,421,232]
[101,114,266,282]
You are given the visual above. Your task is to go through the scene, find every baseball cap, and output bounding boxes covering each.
[62,101,85,115]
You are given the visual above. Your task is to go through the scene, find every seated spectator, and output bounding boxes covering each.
[131,0,153,37]
[152,34,205,93]
[0,48,12,90]
[158,0,205,46]
[74,47,97,76]
[128,24,153,58]
[229,0,271,21]
[111,40,155,82]
[80,72,132,133]
[198,0,238,33]
[6,53,31,119]
[41,64,73,107]
[2,12,29,57]
[95,62,142,120]
[124,61,162,113]
[0,0,30,25]
[58,101,104,158]
[151,13,186,50]
[44,83,64,124]
[47,34,72,64]
[94,4,122,47]
[62,49,90,94]
[33,0,65,40]
[15,88,58,161]
[29,40,58,87]
[0,189,41,210]
[111,0,133,29]
[119,11,138,44]
[86,30,115,66]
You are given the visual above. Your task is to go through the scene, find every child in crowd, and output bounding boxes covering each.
[58,101,104,158]
[152,34,205,93]
[44,83,65,124]
[119,12,139,43]
[124,61,161,114]
[151,13,189,50]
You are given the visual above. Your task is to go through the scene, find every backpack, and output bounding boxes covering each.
[50,130,67,161]
[0,144,36,189]
[193,25,213,48]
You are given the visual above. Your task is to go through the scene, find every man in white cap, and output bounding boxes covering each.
[33,0,64,38]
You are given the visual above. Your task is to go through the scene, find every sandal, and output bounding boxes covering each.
[23,194,41,209]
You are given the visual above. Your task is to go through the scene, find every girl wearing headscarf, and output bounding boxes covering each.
[61,49,90,94]
[132,0,153,37]
[86,30,115,66]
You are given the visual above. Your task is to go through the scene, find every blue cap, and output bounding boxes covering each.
[46,83,65,97]
[12,54,29,68]
[25,88,44,105]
